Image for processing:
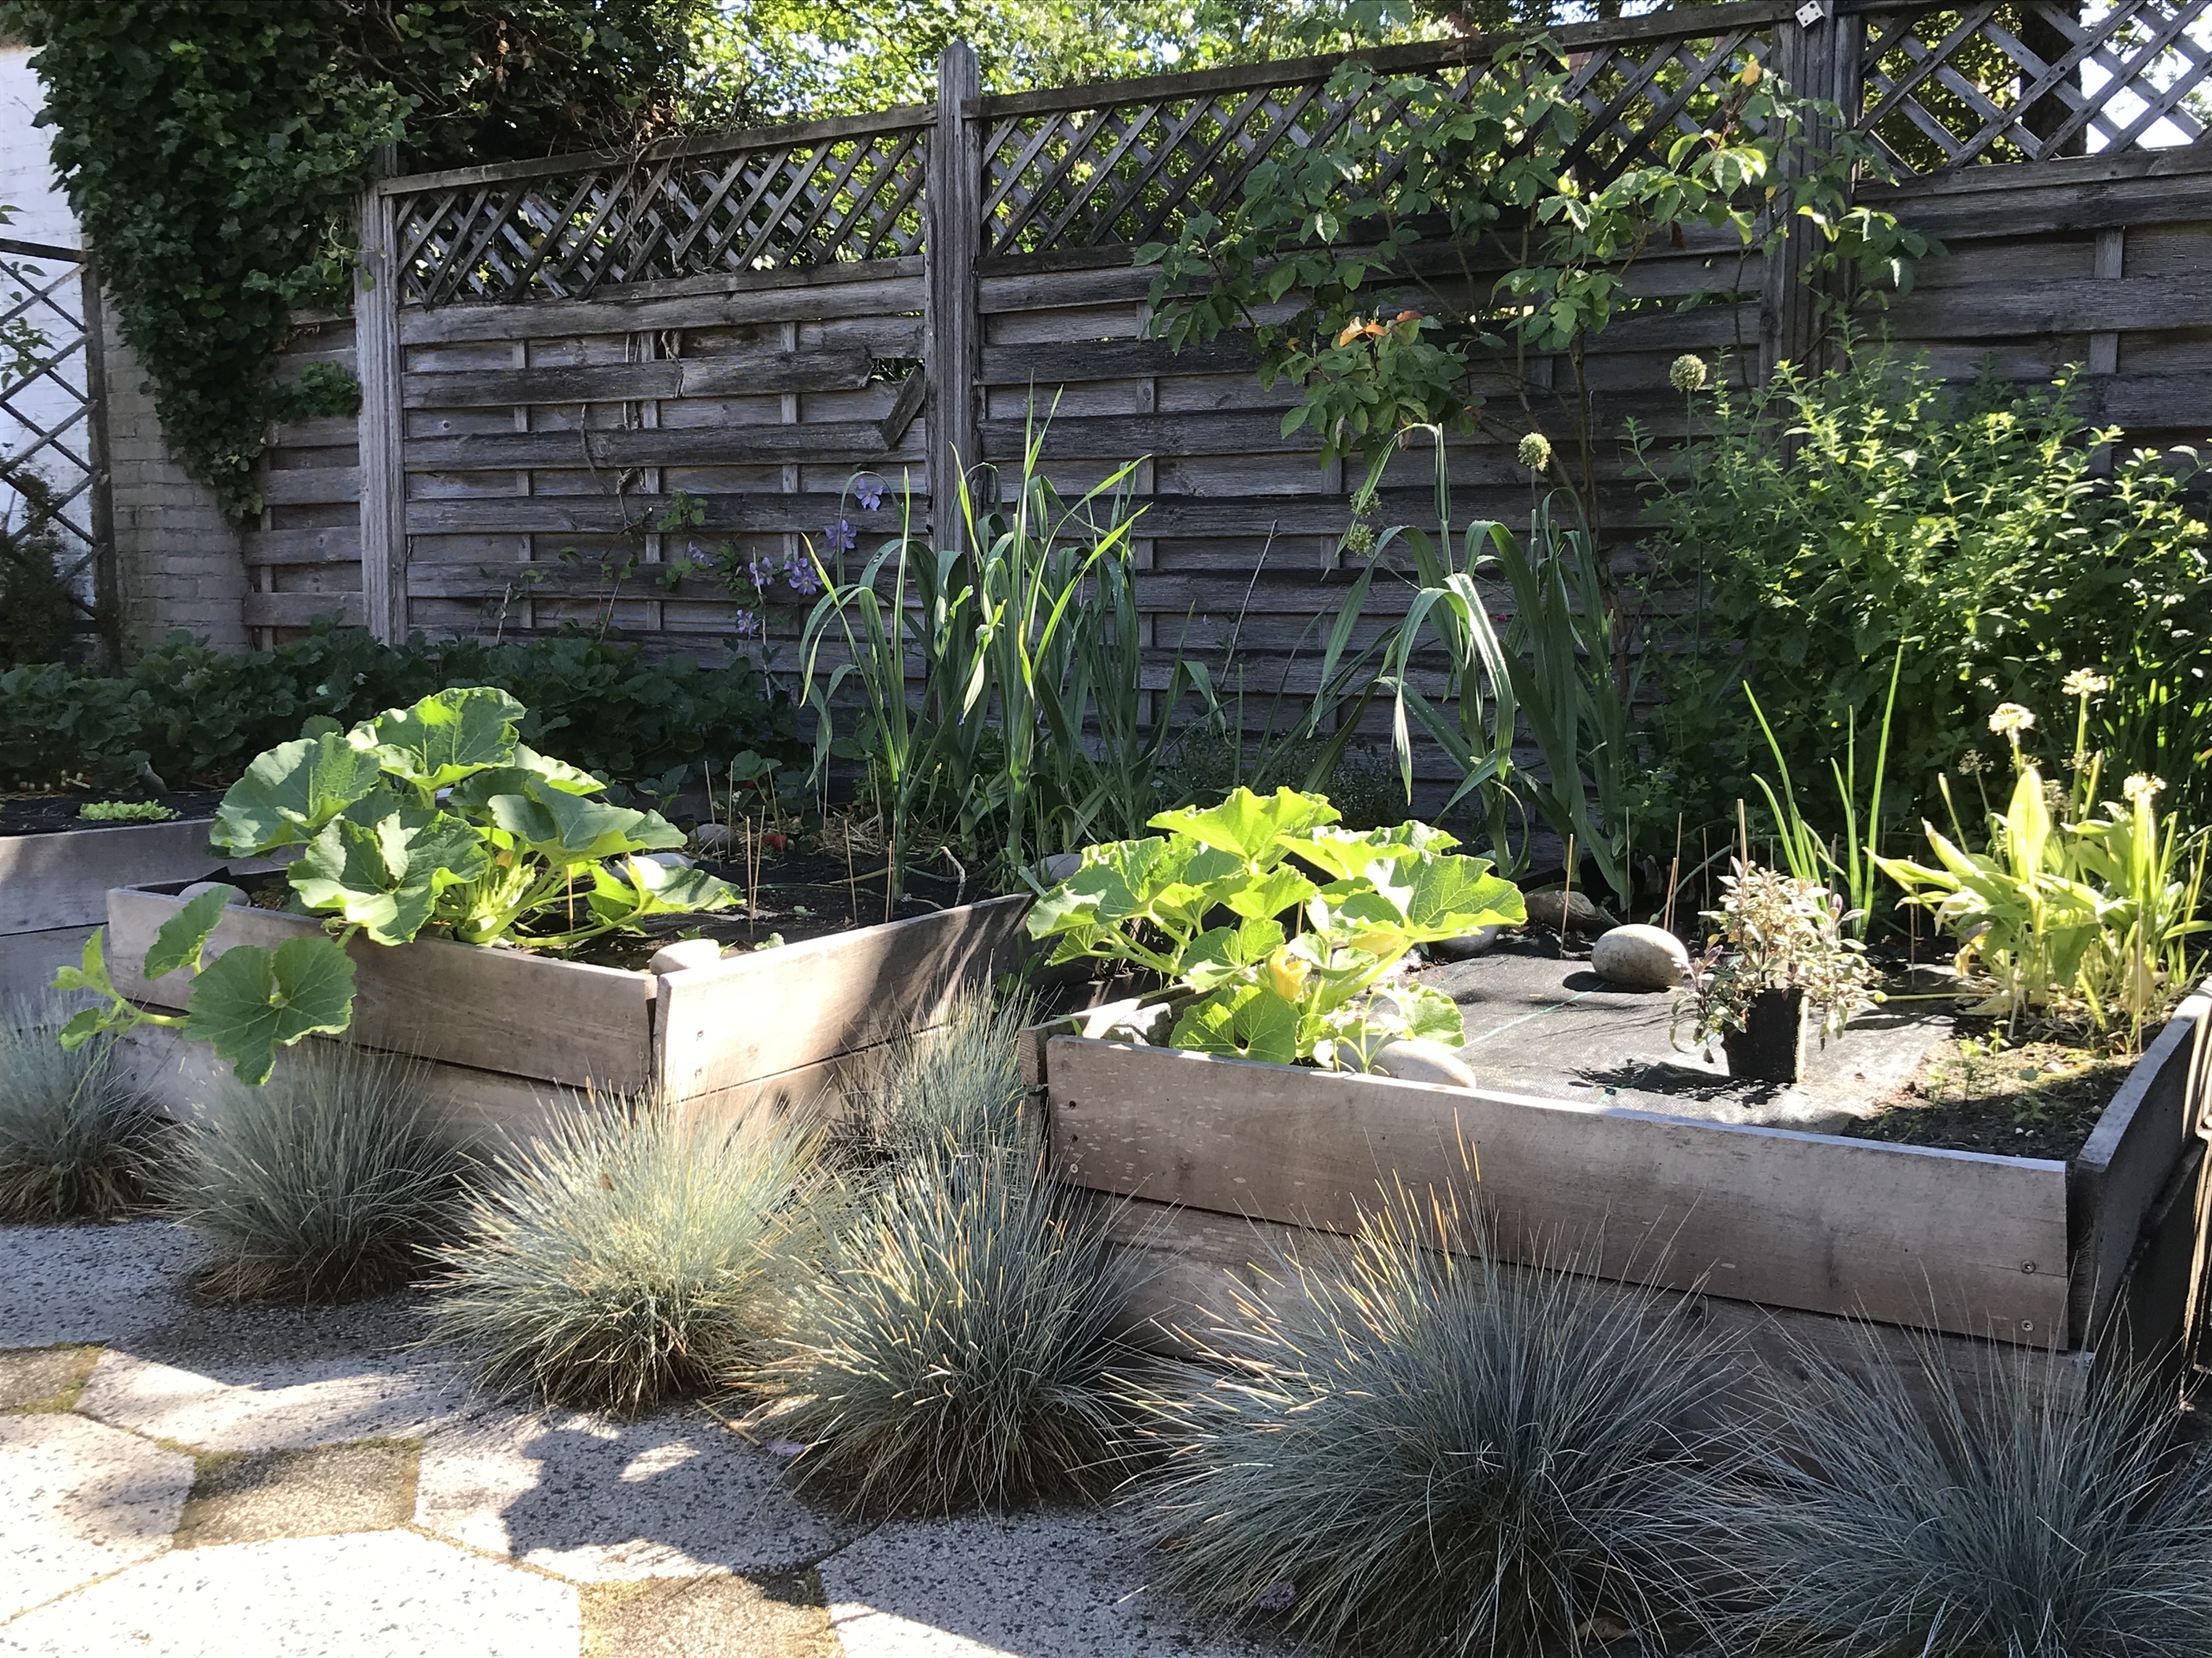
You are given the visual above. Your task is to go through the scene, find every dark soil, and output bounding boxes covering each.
[0,790,225,836]
[1845,1021,2132,1161]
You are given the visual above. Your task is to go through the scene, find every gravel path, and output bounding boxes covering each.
[1,1222,1274,1658]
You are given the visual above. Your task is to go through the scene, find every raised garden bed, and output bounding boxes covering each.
[1023,972,2212,1394]
[110,879,1029,1145]
[0,804,243,1000]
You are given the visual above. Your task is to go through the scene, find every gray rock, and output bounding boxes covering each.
[1367,1038,1480,1089]
[1431,925,1501,961]
[176,880,248,907]
[688,823,735,855]
[646,938,724,976]
[1522,891,1617,935]
[1041,851,1084,883]
[1589,923,1692,991]
[639,850,692,870]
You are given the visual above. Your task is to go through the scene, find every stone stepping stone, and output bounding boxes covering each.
[0,1346,97,1413]
[822,1508,1276,1658]
[414,1405,851,1582]
[0,1414,193,1619]
[79,1349,478,1454]
[0,1531,577,1657]
[0,1223,197,1348]
[175,1442,416,1548]
[581,1572,841,1657]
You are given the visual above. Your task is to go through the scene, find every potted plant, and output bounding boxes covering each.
[1677,859,1879,1084]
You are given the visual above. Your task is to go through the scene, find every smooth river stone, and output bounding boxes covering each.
[1589,922,1692,991]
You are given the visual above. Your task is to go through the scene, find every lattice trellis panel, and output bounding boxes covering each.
[1860,0,2212,169]
[394,123,931,305]
[0,245,104,636]
[980,25,1774,256]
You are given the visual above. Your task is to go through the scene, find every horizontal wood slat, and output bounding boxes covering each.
[402,351,874,407]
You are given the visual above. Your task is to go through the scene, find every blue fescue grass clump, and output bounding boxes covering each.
[173,1041,466,1301]
[1741,1338,2212,1658]
[739,991,1156,1516]
[1122,1189,1746,1656]
[0,996,160,1222]
[430,1095,821,1411]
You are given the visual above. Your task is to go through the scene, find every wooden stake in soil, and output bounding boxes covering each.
[844,818,858,925]
[1560,833,1575,960]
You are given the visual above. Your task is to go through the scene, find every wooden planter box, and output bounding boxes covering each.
[112,883,1029,1145]
[1024,989,2212,1385]
[0,819,246,1000]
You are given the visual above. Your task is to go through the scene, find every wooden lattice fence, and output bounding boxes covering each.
[234,0,2212,755]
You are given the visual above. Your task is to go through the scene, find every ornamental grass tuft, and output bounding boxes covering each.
[1739,1338,2212,1658]
[0,996,162,1222]
[172,1041,466,1301]
[430,1096,821,1412]
[740,991,1155,1517]
[1122,1189,1745,1656]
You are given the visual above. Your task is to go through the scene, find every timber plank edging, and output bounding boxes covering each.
[1035,1030,2081,1344]
[0,819,228,934]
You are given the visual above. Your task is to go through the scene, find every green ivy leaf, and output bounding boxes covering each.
[364,686,525,789]
[181,936,357,1086]
[211,731,384,853]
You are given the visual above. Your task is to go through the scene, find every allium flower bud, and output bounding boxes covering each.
[1517,431,1552,474]
[1669,353,1709,393]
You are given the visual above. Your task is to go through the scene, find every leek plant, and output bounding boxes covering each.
[798,409,1219,894]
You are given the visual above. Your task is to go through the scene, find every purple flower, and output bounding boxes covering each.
[766,1439,805,1458]
[746,553,781,592]
[786,558,823,598]
[855,476,884,512]
[733,608,760,638]
[1252,1582,1296,1612]
[824,519,857,554]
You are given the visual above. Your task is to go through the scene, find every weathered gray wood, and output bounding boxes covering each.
[401,351,874,409]
[2069,991,2212,1344]
[1042,1036,2073,1343]
[930,41,983,533]
[403,421,897,472]
[653,893,1030,1099]
[1104,1197,2095,1419]
[396,269,927,346]
[0,820,224,932]
[356,156,407,643]
[259,468,361,506]
[241,528,362,567]
[107,887,655,1091]
[0,925,96,1001]
[243,591,362,629]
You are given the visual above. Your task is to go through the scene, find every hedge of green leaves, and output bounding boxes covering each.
[0,625,800,797]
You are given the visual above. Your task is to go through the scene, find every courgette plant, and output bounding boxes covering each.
[1027,786,1525,1069]
[56,687,737,1085]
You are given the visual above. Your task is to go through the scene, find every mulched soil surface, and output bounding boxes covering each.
[1844,1021,2131,1161]
[0,790,225,837]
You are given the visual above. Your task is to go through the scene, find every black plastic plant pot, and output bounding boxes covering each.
[1720,986,1811,1084]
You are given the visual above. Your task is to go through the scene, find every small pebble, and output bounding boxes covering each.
[690,823,734,854]
[176,881,249,908]
[1367,1038,1480,1089]
[640,850,693,870]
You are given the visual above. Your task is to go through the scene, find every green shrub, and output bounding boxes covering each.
[0,1000,160,1222]
[0,623,802,794]
[171,1042,466,1301]
[742,996,1153,1516]
[430,1098,820,1411]
[1740,1342,2212,1657]
[1638,347,2212,833]
[1122,1191,1742,1656]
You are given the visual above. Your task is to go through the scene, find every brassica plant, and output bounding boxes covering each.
[55,686,736,1084]
[1027,786,1524,1069]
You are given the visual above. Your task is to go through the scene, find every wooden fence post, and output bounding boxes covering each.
[355,147,407,642]
[929,40,982,550]
[1762,3,1861,378]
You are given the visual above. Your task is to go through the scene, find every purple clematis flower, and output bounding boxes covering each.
[785,558,823,598]
[855,477,884,512]
[746,553,781,592]
[824,519,857,554]
[733,608,760,638]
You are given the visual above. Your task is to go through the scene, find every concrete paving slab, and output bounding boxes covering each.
[0,1346,96,1413]
[175,1441,416,1547]
[78,1348,477,1453]
[581,1571,841,1658]
[415,1405,851,1582]
[0,1223,197,1348]
[821,1508,1273,1658]
[0,1414,194,1619]
[0,1530,578,1658]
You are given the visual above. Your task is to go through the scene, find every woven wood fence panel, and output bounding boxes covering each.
[241,0,2212,779]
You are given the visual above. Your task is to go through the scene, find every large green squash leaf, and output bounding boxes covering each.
[291,809,490,946]
[364,686,525,790]
[211,732,384,854]
[1169,982,1300,1064]
[585,856,740,930]
[1149,785,1339,864]
[181,937,357,1085]
[143,885,240,980]
[485,779,684,863]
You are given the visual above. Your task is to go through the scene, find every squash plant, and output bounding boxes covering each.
[1027,786,1525,1069]
[56,687,736,1085]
